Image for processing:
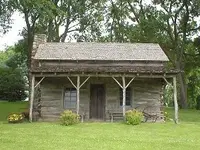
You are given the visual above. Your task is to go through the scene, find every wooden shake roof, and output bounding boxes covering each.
[33,42,169,61]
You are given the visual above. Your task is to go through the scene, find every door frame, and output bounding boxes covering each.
[90,84,105,120]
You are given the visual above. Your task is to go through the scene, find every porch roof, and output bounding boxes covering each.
[33,43,169,61]
[31,65,179,74]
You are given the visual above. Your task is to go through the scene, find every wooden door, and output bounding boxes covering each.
[90,84,105,120]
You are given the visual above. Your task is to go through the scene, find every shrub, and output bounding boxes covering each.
[0,67,26,101]
[164,111,170,121]
[7,113,24,123]
[125,109,143,125]
[60,110,80,126]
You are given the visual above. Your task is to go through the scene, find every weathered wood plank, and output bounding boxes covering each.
[37,77,164,122]
[29,75,35,122]
[173,76,178,124]
[42,60,165,66]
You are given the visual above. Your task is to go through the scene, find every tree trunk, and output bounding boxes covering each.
[27,29,34,110]
[47,19,54,42]
[178,72,187,108]
[176,61,187,108]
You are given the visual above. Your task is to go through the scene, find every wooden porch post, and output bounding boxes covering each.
[29,75,35,122]
[173,76,178,124]
[67,76,90,115]
[77,76,80,115]
[112,76,135,117]
[122,76,126,116]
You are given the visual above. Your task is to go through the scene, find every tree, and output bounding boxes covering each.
[35,0,105,42]
[9,0,57,67]
[118,0,200,108]
[3,0,200,107]
[0,67,26,101]
[0,0,12,34]
[91,0,200,108]
[0,45,27,101]
[151,0,200,108]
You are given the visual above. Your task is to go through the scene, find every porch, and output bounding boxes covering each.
[30,73,178,123]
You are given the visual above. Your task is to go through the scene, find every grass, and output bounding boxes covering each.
[0,102,200,150]
[0,101,28,121]
[166,107,200,122]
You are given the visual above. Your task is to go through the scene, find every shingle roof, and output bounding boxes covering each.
[33,43,169,61]
[32,65,179,74]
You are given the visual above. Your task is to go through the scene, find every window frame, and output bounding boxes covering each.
[63,88,77,109]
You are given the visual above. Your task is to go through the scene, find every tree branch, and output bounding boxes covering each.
[127,0,140,24]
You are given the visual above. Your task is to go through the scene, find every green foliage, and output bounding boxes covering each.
[0,67,26,101]
[164,111,170,121]
[60,110,80,126]
[0,40,28,101]
[196,95,200,110]
[185,44,200,108]
[7,113,24,123]
[0,0,13,34]
[163,84,174,107]
[0,48,15,63]
[125,109,143,125]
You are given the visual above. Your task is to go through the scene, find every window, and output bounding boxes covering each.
[120,87,131,106]
[64,88,77,108]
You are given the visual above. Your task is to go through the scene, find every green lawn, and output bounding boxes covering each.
[0,101,28,121]
[0,102,200,150]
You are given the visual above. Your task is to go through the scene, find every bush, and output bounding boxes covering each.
[164,111,170,121]
[125,109,143,125]
[60,110,80,126]
[0,67,26,101]
[7,113,24,123]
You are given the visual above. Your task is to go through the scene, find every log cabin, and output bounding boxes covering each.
[30,34,179,123]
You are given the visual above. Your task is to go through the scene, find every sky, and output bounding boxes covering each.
[0,12,25,51]
[0,12,71,51]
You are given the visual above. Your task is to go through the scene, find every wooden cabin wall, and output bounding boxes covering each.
[33,77,164,122]
[39,60,165,68]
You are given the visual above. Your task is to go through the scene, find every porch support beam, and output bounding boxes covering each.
[163,76,178,124]
[34,77,45,88]
[122,76,126,116]
[163,77,172,86]
[125,77,135,88]
[67,76,77,88]
[112,76,135,116]
[66,76,90,115]
[80,76,90,88]
[29,75,35,122]
[173,76,178,124]
[112,77,123,88]
[77,76,80,115]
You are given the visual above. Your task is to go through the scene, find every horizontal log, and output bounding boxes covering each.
[42,60,165,67]
[41,112,61,115]
[41,107,61,112]
[41,101,61,107]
